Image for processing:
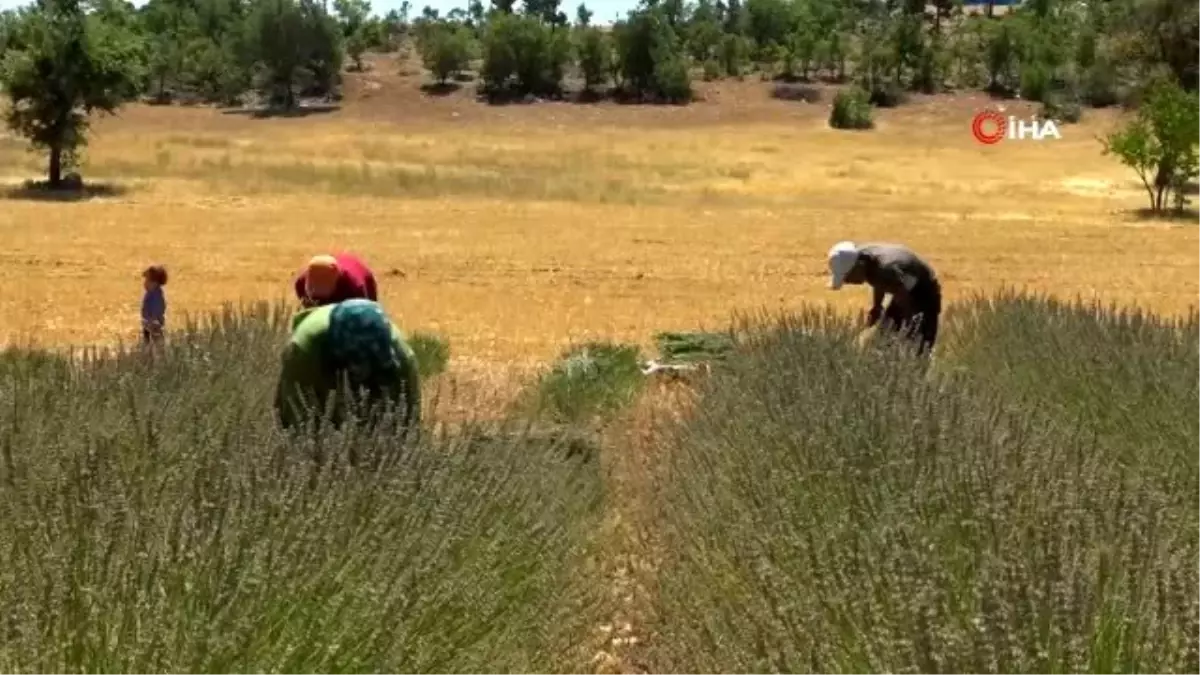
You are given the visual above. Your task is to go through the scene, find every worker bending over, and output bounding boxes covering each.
[275,298,421,434]
[293,253,379,307]
[826,241,942,356]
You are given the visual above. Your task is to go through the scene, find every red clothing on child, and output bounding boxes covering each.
[293,252,379,305]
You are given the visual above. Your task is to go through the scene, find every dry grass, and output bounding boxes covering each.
[0,54,1195,368]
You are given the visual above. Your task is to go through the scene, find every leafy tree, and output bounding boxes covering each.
[334,0,371,35]
[135,0,250,104]
[479,12,571,98]
[983,16,1019,95]
[188,34,250,104]
[0,9,20,52]
[524,0,567,26]
[0,0,145,188]
[721,32,751,78]
[1116,0,1199,91]
[419,21,473,84]
[139,0,195,100]
[575,24,610,92]
[1102,78,1200,214]
[684,0,723,64]
[930,0,959,34]
[466,0,486,29]
[721,0,749,36]
[744,0,793,61]
[346,29,368,69]
[334,0,371,69]
[245,0,342,108]
[574,2,592,27]
[614,6,692,102]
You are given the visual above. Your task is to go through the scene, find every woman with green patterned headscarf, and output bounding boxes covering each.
[275,298,421,433]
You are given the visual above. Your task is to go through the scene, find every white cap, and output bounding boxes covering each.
[827,241,859,290]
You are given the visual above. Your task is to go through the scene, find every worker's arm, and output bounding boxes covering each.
[293,272,309,304]
[275,342,325,430]
[365,270,379,302]
[865,285,886,327]
[391,329,422,429]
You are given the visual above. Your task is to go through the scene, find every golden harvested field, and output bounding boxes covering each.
[1,55,1196,370]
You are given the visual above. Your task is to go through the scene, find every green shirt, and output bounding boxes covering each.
[274,305,422,430]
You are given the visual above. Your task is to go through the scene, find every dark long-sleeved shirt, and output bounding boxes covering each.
[857,243,939,319]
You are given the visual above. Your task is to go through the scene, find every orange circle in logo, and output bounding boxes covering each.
[971,110,1007,145]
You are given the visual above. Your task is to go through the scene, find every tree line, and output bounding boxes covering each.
[415,0,1198,107]
[0,0,1196,209]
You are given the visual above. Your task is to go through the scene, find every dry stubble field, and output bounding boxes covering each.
[1,53,1196,376]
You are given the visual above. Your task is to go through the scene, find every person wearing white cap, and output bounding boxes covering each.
[827,241,942,356]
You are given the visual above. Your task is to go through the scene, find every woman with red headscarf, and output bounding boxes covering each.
[293,253,379,307]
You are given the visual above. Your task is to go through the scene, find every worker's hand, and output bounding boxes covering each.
[855,326,878,351]
[865,306,882,326]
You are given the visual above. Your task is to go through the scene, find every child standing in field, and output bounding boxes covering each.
[141,265,168,346]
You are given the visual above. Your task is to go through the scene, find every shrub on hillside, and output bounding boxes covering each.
[829,86,874,129]
[639,297,1198,673]
[0,304,606,672]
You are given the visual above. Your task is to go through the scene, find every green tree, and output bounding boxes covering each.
[684,0,722,64]
[575,24,610,92]
[334,0,371,35]
[524,0,567,26]
[983,17,1019,95]
[1117,0,1198,91]
[1102,78,1200,214]
[139,0,196,100]
[346,29,368,69]
[334,0,371,69]
[744,0,793,62]
[575,2,592,27]
[419,21,473,84]
[614,6,691,103]
[136,0,250,104]
[246,0,342,108]
[0,0,145,188]
[479,12,571,98]
[187,33,250,104]
[0,9,20,52]
[466,0,486,29]
[718,31,748,77]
